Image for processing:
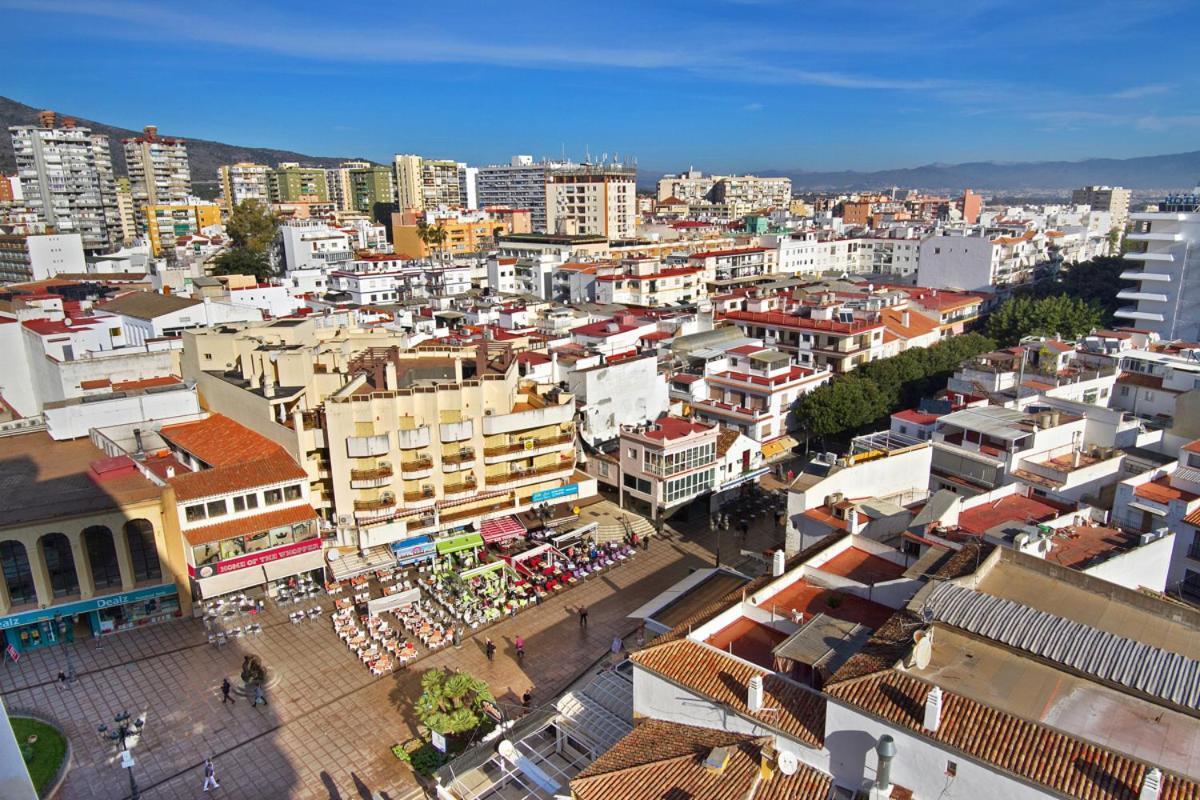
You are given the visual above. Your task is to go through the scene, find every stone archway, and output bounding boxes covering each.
[39,533,79,598]
[83,526,121,590]
[0,539,37,606]
[123,519,162,582]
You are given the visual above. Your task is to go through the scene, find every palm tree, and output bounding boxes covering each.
[414,668,493,736]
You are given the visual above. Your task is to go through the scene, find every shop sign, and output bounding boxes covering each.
[192,538,322,578]
[531,483,579,503]
[431,731,447,753]
[0,582,178,629]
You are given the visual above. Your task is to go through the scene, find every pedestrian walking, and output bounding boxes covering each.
[253,684,267,707]
[221,677,235,704]
[522,688,533,709]
[202,757,220,791]
[485,637,496,661]
[578,605,588,628]
[514,635,525,662]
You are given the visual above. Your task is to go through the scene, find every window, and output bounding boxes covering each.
[664,468,714,504]
[204,353,213,360]
[627,448,637,459]
[206,499,228,518]
[233,495,246,512]
[185,504,207,523]
[109,327,121,337]
[244,493,259,510]
[264,489,283,506]
[597,462,610,477]
[1120,385,1130,397]
[284,484,303,501]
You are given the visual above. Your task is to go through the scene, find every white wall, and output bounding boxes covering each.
[27,233,86,279]
[568,357,668,445]
[45,386,201,440]
[917,236,993,292]
[1080,532,1173,592]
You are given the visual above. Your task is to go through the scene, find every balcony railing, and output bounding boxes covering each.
[486,459,574,488]
[484,433,572,457]
[443,449,476,465]
[401,457,434,476]
[350,465,393,481]
[354,495,396,512]
[403,488,437,504]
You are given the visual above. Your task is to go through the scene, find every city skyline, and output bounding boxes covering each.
[3,0,1199,172]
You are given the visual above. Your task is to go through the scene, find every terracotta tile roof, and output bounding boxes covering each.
[571,720,831,800]
[1135,476,1199,504]
[1116,372,1171,391]
[1184,508,1200,528]
[631,639,826,747]
[827,670,1200,800]
[1182,440,1200,454]
[162,414,308,500]
[183,503,318,546]
[160,414,288,467]
[957,494,1064,535]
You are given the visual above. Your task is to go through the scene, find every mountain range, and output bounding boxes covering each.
[0,96,368,192]
[4,95,1199,196]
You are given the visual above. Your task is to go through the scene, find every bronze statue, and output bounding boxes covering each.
[240,654,266,686]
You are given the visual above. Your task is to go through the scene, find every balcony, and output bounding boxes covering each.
[443,478,479,500]
[440,420,473,442]
[350,464,393,488]
[482,400,574,436]
[1114,307,1166,323]
[1120,270,1173,283]
[442,448,476,472]
[486,459,575,489]
[347,434,389,458]
[1124,252,1175,262]
[400,456,434,479]
[1127,232,1182,242]
[353,494,397,520]
[396,426,431,450]
[483,433,573,463]
[403,488,437,508]
[1116,290,1170,303]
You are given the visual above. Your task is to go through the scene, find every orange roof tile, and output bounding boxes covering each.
[571,720,831,800]
[169,455,307,501]
[631,639,826,746]
[160,414,287,467]
[827,670,1200,800]
[1134,476,1199,505]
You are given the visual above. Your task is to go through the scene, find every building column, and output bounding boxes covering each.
[0,574,11,616]
[68,533,95,600]
[113,527,136,591]
[27,539,54,610]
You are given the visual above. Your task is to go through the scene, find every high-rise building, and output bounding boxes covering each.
[9,110,119,251]
[143,202,222,257]
[477,156,562,233]
[268,164,329,203]
[1117,187,1200,341]
[393,155,462,211]
[123,125,191,236]
[1071,185,1131,231]
[546,164,637,238]
[961,188,983,225]
[114,177,136,247]
[326,161,372,211]
[218,162,271,210]
[348,165,394,213]
[656,170,791,215]
[458,165,478,210]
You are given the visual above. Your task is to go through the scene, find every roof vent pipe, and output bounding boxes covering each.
[747,675,764,713]
[875,735,897,794]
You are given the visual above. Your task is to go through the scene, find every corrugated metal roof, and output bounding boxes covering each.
[925,582,1200,710]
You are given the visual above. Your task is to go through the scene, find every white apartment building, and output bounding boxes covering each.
[1117,189,1200,341]
[218,162,271,209]
[687,246,778,291]
[279,220,355,272]
[656,170,791,214]
[457,165,478,210]
[122,126,191,232]
[690,344,831,442]
[618,416,719,518]
[593,259,705,307]
[328,255,471,305]
[545,165,637,238]
[1111,344,1200,424]
[1071,185,1131,231]
[917,229,1048,292]
[0,232,87,284]
[10,114,119,251]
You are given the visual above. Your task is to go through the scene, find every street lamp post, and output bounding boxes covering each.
[53,614,74,683]
[98,711,145,800]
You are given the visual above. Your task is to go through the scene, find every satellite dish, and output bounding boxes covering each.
[913,633,933,670]
[777,750,799,776]
[497,740,517,760]
[327,548,341,561]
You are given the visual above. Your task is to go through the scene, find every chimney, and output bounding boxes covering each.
[1140,768,1162,800]
[874,735,897,794]
[772,549,786,577]
[901,310,910,328]
[747,675,764,713]
[924,686,943,733]
[703,746,732,775]
[1072,448,1082,468]
[143,125,158,139]
[132,427,144,455]
[39,110,56,129]
[475,340,488,378]
[165,465,175,479]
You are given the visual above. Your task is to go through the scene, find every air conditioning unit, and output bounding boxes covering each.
[337,514,353,527]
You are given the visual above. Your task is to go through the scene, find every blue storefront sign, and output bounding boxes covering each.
[531,483,579,503]
[1,583,180,652]
[391,535,436,565]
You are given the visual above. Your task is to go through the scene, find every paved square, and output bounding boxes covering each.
[0,509,785,800]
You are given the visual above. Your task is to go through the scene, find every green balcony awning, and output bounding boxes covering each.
[437,532,484,555]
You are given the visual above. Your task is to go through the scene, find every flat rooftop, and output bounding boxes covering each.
[818,547,906,584]
[704,617,787,669]
[647,570,748,630]
[976,558,1200,660]
[757,579,894,629]
[908,626,1200,780]
[0,432,161,528]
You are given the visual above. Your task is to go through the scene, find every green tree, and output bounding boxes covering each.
[413,668,493,736]
[986,295,1102,346]
[1014,256,1133,323]
[226,199,280,255]
[212,247,273,282]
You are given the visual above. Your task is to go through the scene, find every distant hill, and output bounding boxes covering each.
[763,152,1200,194]
[0,96,373,195]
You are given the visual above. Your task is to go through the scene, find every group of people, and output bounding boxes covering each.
[220,676,268,707]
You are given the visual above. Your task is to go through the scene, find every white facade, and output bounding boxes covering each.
[567,355,669,446]
[280,221,354,272]
[1118,196,1200,341]
[546,166,637,239]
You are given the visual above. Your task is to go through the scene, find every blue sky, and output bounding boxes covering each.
[3,0,1199,173]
